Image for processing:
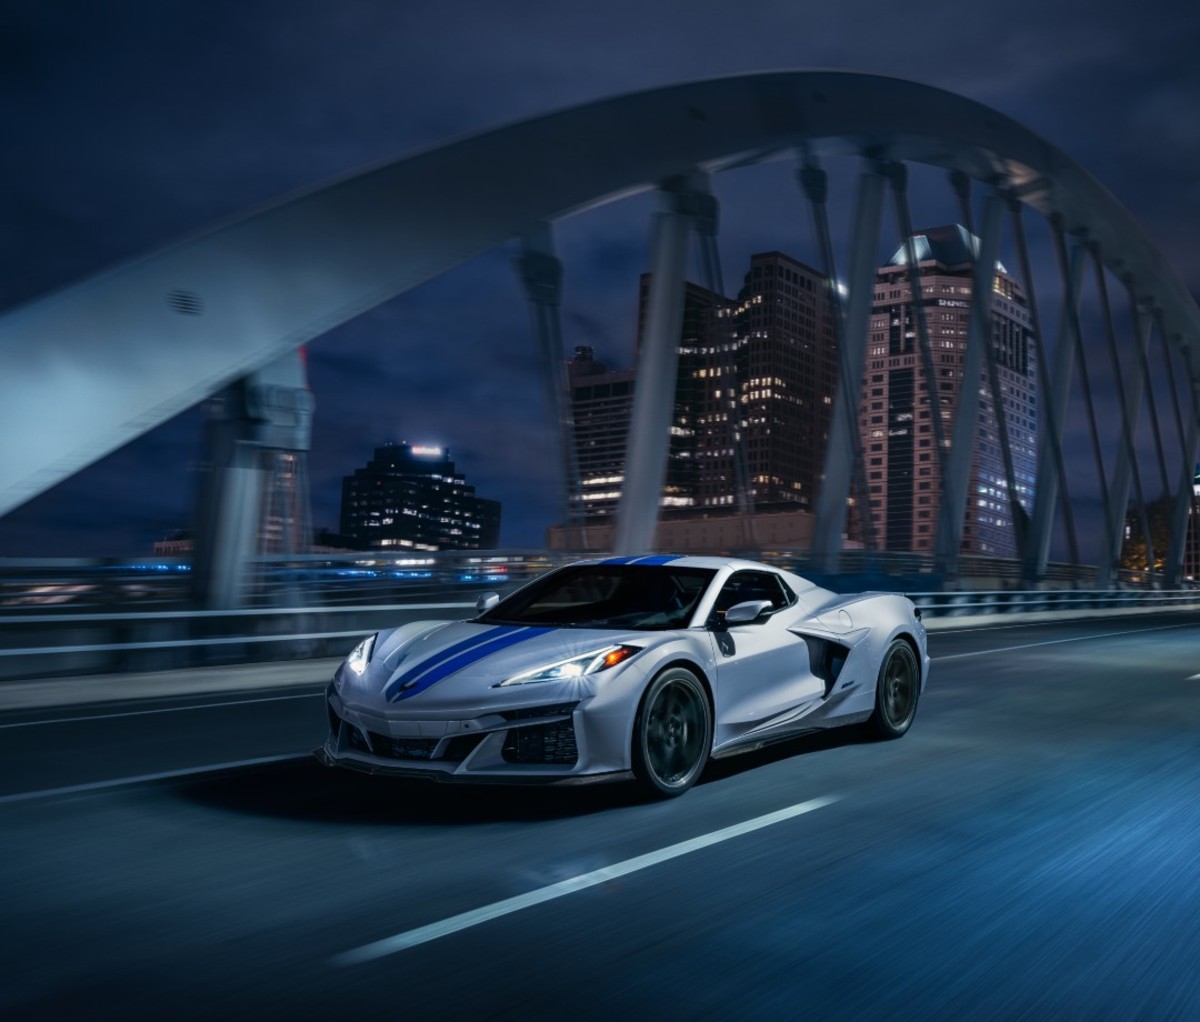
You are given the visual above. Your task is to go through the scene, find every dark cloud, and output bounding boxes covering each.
[1,0,1196,557]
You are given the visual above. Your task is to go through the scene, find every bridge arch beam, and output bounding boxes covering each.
[1,70,1197,576]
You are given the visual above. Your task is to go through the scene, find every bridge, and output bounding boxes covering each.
[1,72,1198,607]
[1,73,1199,1019]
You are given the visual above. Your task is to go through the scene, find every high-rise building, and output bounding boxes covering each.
[858,225,1037,556]
[566,254,838,536]
[727,252,838,510]
[339,442,500,551]
[567,276,733,523]
[635,276,733,513]
[568,346,636,521]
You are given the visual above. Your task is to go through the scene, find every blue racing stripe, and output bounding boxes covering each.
[389,627,555,702]
[599,555,681,565]
[383,626,520,702]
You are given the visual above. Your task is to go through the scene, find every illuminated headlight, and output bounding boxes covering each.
[497,645,640,687]
[345,634,377,677]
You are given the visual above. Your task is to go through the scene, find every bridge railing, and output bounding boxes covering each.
[907,588,1200,619]
[0,549,1188,616]
[0,550,1196,681]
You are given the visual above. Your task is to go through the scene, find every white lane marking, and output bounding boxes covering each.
[1188,674,1200,681]
[932,621,1199,661]
[332,795,840,966]
[0,692,323,730]
[0,753,310,806]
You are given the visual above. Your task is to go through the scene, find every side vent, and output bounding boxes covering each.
[801,635,851,696]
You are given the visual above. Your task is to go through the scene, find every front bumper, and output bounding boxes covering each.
[321,683,632,783]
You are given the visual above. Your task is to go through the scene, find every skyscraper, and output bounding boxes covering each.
[728,252,838,511]
[567,346,636,522]
[635,275,733,513]
[858,225,1037,556]
[563,252,838,546]
[339,442,500,551]
[568,279,733,525]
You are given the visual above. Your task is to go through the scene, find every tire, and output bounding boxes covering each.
[868,639,920,739]
[632,666,712,799]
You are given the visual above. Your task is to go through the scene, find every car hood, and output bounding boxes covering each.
[360,620,649,708]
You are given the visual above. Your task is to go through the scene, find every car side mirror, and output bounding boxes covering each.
[476,592,500,613]
[723,599,774,626]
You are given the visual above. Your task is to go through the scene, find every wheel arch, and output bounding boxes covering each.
[629,656,716,760]
[891,631,923,683]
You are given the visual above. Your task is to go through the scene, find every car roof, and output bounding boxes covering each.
[573,554,784,573]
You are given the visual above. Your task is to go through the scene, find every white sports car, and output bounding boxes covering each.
[317,556,928,797]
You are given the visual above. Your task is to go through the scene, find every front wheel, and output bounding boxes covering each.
[632,667,712,799]
[868,639,920,739]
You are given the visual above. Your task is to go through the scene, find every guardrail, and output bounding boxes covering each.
[2,550,1187,614]
[0,602,475,681]
[2,586,1198,682]
[907,588,1200,618]
[0,551,558,614]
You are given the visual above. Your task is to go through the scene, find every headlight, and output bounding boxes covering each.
[497,644,640,687]
[346,633,377,677]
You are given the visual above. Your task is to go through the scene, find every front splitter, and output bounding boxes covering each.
[313,747,632,786]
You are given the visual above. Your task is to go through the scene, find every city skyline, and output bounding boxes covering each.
[560,228,1046,563]
[337,441,501,552]
[0,1,1196,562]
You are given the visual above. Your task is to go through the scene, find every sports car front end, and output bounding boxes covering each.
[318,619,678,783]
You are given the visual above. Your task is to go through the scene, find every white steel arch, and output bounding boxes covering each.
[1,69,1196,537]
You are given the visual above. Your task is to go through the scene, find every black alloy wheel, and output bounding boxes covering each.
[868,639,920,739]
[632,666,712,798]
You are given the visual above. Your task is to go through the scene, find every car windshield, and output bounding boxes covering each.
[478,564,717,630]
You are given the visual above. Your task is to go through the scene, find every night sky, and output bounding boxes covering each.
[1,0,1197,560]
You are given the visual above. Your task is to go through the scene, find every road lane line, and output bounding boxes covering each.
[332,794,840,966]
[0,753,310,805]
[1188,674,1200,681]
[932,621,1198,661]
[0,692,323,730]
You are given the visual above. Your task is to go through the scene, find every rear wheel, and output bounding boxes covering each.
[632,667,712,798]
[868,639,920,739]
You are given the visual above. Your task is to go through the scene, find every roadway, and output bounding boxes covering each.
[2,612,1198,1019]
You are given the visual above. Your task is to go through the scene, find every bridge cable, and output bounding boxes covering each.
[1052,218,1113,570]
[968,182,1027,564]
[1137,309,1173,500]
[1010,202,1080,573]
[1156,309,1199,586]
[1095,251,1155,582]
[800,158,880,564]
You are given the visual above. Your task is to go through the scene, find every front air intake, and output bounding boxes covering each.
[501,719,579,765]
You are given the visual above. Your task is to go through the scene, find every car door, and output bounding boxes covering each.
[709,570,825,746]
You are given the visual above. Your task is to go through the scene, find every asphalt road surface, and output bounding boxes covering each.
[2,612,1199,1020]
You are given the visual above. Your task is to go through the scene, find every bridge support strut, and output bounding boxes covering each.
[1023,234,1088,586]
[934,192,1004,579]
[517,224,583,551]
[808,160,885,572]
[191,350,313,609]
[613,179,700,555]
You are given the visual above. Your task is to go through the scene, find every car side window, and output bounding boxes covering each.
[711,571,795,620]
